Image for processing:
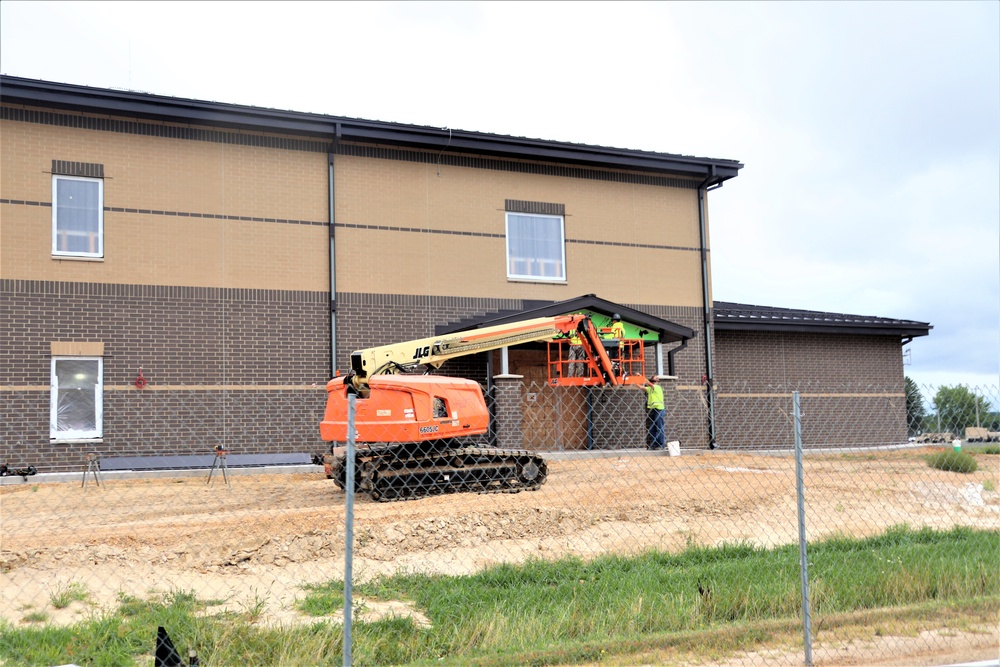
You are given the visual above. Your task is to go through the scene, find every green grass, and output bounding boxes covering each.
[926,450,978,473]
[296,580,346,617]
[48,582,91,610]
[1,526,996,667]
[19,611,48,625]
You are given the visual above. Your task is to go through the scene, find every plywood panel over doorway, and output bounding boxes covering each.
[508,349,589,451]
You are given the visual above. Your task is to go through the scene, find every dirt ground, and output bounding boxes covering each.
[2,448,998,665]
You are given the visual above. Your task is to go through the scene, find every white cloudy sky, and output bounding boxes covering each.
[2,1,998,392]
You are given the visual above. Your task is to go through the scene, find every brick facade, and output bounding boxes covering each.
[713,331,907,447]
[1,98,718,472]
[0,279,332,470]
[1,80,920,472]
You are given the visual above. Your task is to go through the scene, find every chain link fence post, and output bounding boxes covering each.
[793,390,813,666]
[343,392,356,667]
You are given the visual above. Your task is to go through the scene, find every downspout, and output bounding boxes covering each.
[666,339,688,377]
[328,124,341,378]
[697,166,722,449]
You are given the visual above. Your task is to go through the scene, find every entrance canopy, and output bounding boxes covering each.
[436,295,696,377]
[436,294,695,344]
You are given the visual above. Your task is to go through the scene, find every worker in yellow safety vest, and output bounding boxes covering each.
[644,375,666,450]
[609,313,625,340]
[600,313,626,371]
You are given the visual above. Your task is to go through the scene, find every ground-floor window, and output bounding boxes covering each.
[50,356,103,440]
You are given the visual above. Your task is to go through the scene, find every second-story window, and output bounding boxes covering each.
[52,169,104,258]
[505,211,566,282]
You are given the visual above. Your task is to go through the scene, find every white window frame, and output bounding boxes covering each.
[505,212,567,282]
[50,356,103,440]
[52,174,104,258]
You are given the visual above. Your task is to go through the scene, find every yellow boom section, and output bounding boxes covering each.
[350,315,586,384]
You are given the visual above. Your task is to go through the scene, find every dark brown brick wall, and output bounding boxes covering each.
[2,286,715,470]
[714,330,904,389]
[492,376,524,450]
[1,279,332,471]
[1,280,330,386]
[3,279,910,470]
[712,330,907,448]
[334,292,528,375]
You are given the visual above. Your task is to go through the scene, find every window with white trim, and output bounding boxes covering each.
[52,175,104,257]
[505,212,566,282]
[50,357,103,440]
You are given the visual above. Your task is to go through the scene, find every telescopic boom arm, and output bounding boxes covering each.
[346,314,617,392]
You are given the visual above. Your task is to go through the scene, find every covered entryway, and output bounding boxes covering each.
[437,295,695,452]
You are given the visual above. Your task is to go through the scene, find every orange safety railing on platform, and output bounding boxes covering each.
[546,338,646,386]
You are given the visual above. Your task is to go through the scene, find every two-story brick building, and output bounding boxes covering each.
[0,76,929,471]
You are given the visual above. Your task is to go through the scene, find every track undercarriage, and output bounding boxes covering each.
[329,440,547,502]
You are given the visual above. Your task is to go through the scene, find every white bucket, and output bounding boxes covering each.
[952,439,962,453]
[667,441,680,457]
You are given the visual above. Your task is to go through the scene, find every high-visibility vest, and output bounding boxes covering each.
[610,321,625,339]
[645,384,664,410]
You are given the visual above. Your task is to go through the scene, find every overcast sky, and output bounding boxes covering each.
[2,1,998,394]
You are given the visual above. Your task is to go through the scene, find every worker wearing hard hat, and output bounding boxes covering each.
[599,313,626,341]
[600,313,627,372]
[609,313,625,340]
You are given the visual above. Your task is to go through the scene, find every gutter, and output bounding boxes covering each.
[1,76,743,180]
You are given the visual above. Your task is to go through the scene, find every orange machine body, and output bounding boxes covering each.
[320,374,490,443]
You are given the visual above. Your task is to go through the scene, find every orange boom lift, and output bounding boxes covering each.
[320,314,643,501]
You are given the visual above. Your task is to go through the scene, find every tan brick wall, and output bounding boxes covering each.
[332,153,707,307]
[1,117,329,291]
[3,110,712,306]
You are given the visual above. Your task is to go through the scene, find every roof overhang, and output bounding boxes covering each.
[713,302,932,338]
[437,294,696,344]
[1,76,742,182]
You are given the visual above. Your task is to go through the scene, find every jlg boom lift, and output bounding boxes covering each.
[320,314,644,501]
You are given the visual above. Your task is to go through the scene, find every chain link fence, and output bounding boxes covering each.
[1,381,998,665]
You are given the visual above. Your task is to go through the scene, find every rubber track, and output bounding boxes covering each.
[334,445,547,502]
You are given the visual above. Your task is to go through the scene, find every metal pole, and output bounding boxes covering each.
[343,393,356,667]
[697,181,718,449]
[793,391,813,666]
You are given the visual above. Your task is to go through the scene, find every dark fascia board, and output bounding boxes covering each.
[343,125,742,178]
[438,294,696,343]
[715,321,932,337]
[0,76,743,180]
[713,301,932,338]
[0,76,338,137]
